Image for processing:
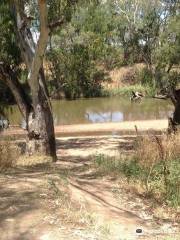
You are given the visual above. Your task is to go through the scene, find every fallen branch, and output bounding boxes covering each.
[153,95,168,100]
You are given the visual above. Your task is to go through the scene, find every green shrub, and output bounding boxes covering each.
[94,154,143,179]
[48,42,107,99]
[137,67,153,86]
[135,134,180,206]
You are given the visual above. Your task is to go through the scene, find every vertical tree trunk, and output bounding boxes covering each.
[27,72,56,161]
[172,90,180,129]
[169,89,180,133]
[12,0,57,161]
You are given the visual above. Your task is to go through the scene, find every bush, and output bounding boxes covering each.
[93,154,143,179]
[48,42,107,99]
[135,134,180,206]
[138,67,153,86]
[93,133,180,207]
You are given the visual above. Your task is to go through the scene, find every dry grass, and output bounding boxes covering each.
[0,141,20,171]
[103,63,145,89]
[47,178,112,239]
[16,155,53,166]
[136,133,180,168]
[0,139,54,168]
[135,133,180,206]
[93,133,180,207]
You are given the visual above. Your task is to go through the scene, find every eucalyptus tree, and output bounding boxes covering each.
[109,0,162,64]
[0,0,77,162]
[155,1,180,129]
[47,0,115,99]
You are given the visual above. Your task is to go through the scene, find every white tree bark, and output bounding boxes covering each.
[12,0,57,161]
[14,0,50,105]
[28,0,50,106]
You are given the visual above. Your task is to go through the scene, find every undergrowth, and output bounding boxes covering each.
[94,133,180,207]
[101,84,155,97]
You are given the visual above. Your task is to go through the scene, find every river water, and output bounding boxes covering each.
[6,97,173,126]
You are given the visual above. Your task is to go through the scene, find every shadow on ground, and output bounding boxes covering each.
[0,135,179,240]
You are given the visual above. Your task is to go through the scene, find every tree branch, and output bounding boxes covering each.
[49,17,65,31]
[133,0,138,25]
[12,0,52,112]
[13,0,35,68]
[0,64,31,119]
[27,0,50,105]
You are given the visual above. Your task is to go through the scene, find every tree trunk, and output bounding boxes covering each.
[27,76,56,161]
[169,89,180,133]
[0,64,57,161]
[173,90,180,125]
[11,0,57,161]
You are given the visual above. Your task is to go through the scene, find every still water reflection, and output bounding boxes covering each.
[6,97,173,126]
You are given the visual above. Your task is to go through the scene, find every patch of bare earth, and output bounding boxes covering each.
[0,135,179,240]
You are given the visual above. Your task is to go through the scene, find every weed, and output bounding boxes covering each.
[94,154,142,178]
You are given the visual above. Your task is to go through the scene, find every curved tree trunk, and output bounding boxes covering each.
[0,64,57,161]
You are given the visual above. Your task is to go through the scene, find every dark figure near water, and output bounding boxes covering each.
[130,91,144,102]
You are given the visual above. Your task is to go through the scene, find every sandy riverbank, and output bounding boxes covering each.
[0,119,168,138]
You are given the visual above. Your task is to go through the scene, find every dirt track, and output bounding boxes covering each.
[0,134,179,240]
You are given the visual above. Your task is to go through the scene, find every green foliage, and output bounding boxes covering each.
[0,0,179,101]
[138,67,153,86]
[94,132,180,207]
[48,39,106,99]
[153,10,180,90]
[47,0,179,98]
[47,2,116,99]
[0,1,21,65]
[164,159,180,206]
[156,14,180,68]
[0,1,21,105]
[102,84,154,97]
[94,154,143,178]
[94,154,180,207]
[121,159,142,178]
[47,0,76,25]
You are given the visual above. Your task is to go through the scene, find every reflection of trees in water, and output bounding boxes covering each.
[85,111,124,123]
[7,97,174,125]
[53,97,173,124]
